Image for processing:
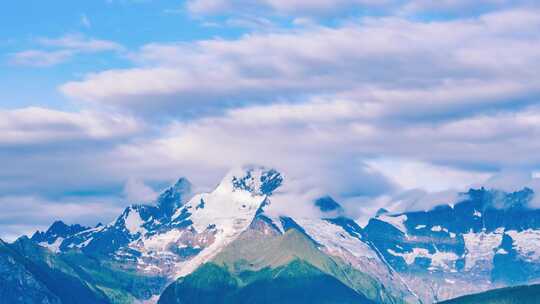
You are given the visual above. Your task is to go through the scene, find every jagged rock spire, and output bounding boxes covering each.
[157,177,193,217]
[226,165,283,196]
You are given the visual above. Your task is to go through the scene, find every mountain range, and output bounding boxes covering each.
[2,166,540,303]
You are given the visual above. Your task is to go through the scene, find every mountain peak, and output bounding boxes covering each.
[157,177,193,217]
[47,220,68,232]
[314,196,343,213]
[173,177,192,193]
[31,220,89,244]
[464,187,534,209]
[226,165,283,196]
[376,208,390,217]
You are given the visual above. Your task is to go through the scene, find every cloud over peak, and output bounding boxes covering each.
[2,1,540,240]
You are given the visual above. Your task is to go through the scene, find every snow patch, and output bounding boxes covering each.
[125,209,146,235]
[431,225,443,232]
[38,237,64,253]
[138,229,184,252]
[496,248,508,255]
[295,218,377,259]
[379,214,408,234]
[463,231,503,270]
[387,247,458,270]
[430,251,460,270]
[506,229,540,261]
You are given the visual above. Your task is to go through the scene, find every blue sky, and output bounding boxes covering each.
[0,0,240,109]
[2,0,540,240]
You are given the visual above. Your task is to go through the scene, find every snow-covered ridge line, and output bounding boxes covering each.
[26,168,540,303]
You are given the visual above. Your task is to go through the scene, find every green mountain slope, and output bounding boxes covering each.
[439,284,540,304]
[159,226,409,304]
[213,227,409,304]
[1,238,108,303]
[0,237,166,304]
[158,260,375,304]
[0,239,62,304]
[235,259,375,304]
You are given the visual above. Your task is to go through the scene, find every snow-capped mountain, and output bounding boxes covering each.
[29,167,285,277]
[31,220,90,253]
[365,187,540,302]
[22,166,540,303]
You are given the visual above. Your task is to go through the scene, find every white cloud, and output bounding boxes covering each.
[186,0,538,17]
[400,0,538,15]
[225,16,277,30]
[187,0,231,14]
[0,107,142,146]
[87,95,540,207]
[385,189,466,213]
[4,2,540,240]
[263,0,390,13]
[0,195,123,241]
[471,170,540,208]
[37,34,123,53]
[10,34,123,67]
[60,9,540,120]
[366,158,491,192]
[0,108,146,201]
[3,98,540,238]
[10,50,74,67]
[123,178,158,203]
[3,93,540,228]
